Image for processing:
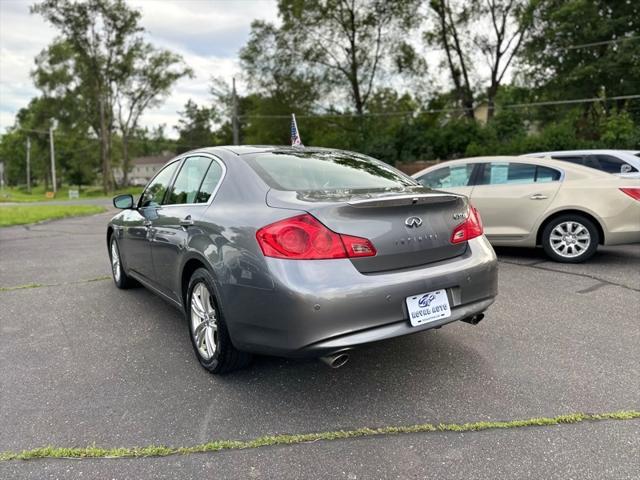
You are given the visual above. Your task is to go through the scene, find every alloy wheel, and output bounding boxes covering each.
[549,221,591,259]
[190,282,218,360]
[111,240,121,282]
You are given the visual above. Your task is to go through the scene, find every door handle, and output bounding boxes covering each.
[180,215,194,227]
[529,194,548,200]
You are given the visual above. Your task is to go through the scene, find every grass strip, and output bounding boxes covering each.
[0,283,43,292]
[0,205,106,227]
[0,186,140,203]
[1,410,638,462]
[0,276,111,293]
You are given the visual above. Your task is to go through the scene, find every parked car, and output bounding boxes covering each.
[107,146,498,374]
[524,150,640,177]
[413,156,640,263]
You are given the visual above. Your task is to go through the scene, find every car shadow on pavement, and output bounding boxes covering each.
[209,328,496,427]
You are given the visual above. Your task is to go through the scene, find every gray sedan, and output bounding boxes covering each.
[107,146,498,373]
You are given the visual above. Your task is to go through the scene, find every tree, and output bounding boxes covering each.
[426,0,476,119]
[174,101,217,153]
[32,0,145,192]
[521,0,640,103]
[116,44,192,185]
[425,0,531,119]
[244,0,421,115]
[475,0,532,119]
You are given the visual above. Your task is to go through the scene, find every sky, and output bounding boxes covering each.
[0,0,279,137]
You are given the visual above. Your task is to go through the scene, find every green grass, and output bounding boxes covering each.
[0,283,43,292]
[0,410,637,462]
[0,185,141,203]
[0,205,106,227]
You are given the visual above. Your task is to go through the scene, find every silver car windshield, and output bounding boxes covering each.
[245,150,417,191]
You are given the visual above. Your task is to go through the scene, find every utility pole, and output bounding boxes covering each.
[232,77,239,145]
[26,137,31,193]
[49,125,57,193]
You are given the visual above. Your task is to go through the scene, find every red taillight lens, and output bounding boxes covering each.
[450,206,483,244]
[256,214,376,259]
[620,187,640,202]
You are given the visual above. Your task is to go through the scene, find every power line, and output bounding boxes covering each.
[239,94,640,119]
[565,36,640,50]
[9,95,640,137]
[501,95,640,109]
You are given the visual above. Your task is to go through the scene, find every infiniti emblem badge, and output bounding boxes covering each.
[405,216,423,228]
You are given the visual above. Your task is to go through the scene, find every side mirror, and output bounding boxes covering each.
[113,194,134,209]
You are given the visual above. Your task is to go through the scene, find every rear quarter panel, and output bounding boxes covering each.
[533,176,640,245]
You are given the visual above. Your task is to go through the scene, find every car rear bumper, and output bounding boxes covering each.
[223,235,498,357]
[301,296,494,356]
[605,230,640,245]
[602,202,640,245]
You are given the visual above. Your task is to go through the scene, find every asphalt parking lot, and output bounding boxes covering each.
[1,210,639,479]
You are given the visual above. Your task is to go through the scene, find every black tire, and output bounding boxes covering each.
[186,268,251,374]
[541,214,599,263]
[109,236,136,289]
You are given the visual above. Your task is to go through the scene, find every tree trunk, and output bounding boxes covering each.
[487,84,498,121]
[122,133,130,187]
[99,97,113,193]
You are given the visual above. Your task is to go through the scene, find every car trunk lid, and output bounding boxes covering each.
[266,188,469,273]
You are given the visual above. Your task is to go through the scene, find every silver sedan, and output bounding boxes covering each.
[108,147,498,373]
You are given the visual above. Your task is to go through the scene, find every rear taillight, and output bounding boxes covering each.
[256,214,376,259]
[620,188,640,202]
[450,206,483,244]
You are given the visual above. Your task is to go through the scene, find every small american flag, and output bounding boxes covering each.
[290,113,303,147]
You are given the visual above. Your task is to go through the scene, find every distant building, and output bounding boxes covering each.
[114,153,174,186]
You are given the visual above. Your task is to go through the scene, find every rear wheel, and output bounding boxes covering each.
[541,214,599,263]
[109,236,135,289]
[186,268,251,374]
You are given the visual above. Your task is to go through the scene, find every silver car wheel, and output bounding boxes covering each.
[549,221,591,258]
[111,240,121,282]
[191,282,218,360]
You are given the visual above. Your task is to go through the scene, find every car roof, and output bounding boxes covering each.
[197,145,347,156]
[412,155,613,179]
[525,149,639,157]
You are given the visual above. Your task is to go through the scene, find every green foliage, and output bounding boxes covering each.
[243,0,421,115]
[174,101,218,153]
[2,0,639,179]
[0,205,105,227]
[599,110,640,148]
[522,0,640,100]
[30,0,189,191]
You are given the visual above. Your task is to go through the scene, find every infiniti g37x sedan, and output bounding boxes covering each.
[107,147,498,373]
[414,156,640,263]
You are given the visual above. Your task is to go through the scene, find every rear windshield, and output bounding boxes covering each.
[244,150,417,191]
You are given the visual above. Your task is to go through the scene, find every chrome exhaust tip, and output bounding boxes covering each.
[320,352,350,369]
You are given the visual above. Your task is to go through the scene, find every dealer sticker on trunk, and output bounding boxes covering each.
[406,289,451,327]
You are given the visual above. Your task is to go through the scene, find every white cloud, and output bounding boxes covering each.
[0,0,279,136]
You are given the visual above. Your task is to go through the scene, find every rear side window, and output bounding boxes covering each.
[196,161,224,203]
[416,164,474,189]
[552,155,584,165]
[480,163,536,185]
[165,156,213,205]
[480,163,560,185]
[594,154,637,173]
[245,150,416,191]
[536,166,562,183]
